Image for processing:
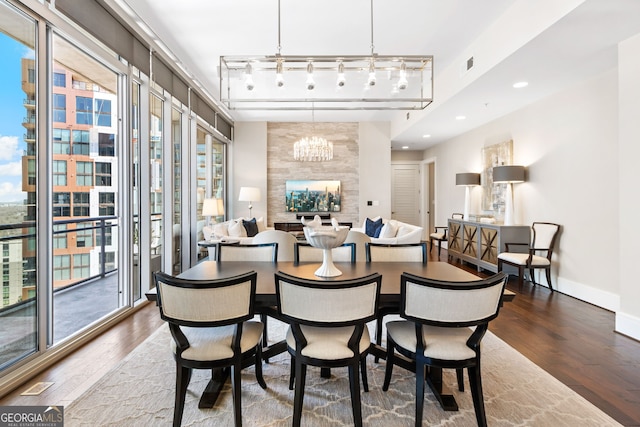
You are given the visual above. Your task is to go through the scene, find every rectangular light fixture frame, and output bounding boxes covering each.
[220,54,433,111]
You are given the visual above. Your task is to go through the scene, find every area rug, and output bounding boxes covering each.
[65,319,621,426]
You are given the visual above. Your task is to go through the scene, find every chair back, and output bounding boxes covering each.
[275,272,381,326]
[217,242,278,263]
[531,222,560,260]
[294,242,356,264]
[252,229,298,261]
[452,213,464,220]
[344,230,371,262]
[366,242,427,264]
[154,270,257,327]
[400,272,507,327]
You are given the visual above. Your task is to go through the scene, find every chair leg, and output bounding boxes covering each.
[360,357,369,392]
[528,268,537,285]
[254,344,267,389]
[289,356,295,390]
[292,359,307,427]
[231,362,243,427]
[348,363,363,427]
[429,239,433,253]
[468,365,488,427]
[545,267,554,292]
[415,361,426,427]
[517,266,524,287]
[437,240,442,258]
[174,364,191,427]
[382,335,395,391]
[260,313,269,363]
[374,315,384,363]
[456,368,465,392]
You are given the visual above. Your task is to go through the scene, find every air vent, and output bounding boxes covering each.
[466,56,474,71]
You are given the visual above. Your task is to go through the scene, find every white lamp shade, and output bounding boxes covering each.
[202,198,223,216]
[238,187,261,202]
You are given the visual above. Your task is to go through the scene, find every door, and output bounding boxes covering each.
[391,164,420,226]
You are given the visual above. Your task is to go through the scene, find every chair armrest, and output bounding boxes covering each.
[434,226,448,231]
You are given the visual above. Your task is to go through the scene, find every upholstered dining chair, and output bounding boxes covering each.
[217,242,278,355]
[344,229,371,262]
[382,272,507,427]
[497,222,561,291]
[274,271,382,427]
[365,241,427,361]
[293,241,356,264]
[429,212,464,259]
[252,229,298,262]
[154,271,267,427]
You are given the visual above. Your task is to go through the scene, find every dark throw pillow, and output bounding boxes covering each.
[365,217,383,238]
[242,218,259,237]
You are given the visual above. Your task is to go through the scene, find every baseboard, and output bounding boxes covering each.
[556,276,620,312]
[615,312,640,341]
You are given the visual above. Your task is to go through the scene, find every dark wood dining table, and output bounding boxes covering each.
[146,260,513,412]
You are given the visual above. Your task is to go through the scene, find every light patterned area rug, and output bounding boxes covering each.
[65,320,621,426]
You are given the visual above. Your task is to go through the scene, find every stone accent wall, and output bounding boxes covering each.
[267,122,359,227]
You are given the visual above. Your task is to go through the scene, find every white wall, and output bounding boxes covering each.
[231,122,268,221]
[358,122,392,226]
[617,33,640,340]
[424,69,621,313]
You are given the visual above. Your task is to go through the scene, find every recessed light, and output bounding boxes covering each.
[456,115,466,120]
[402,146,409,150]
[513,81,528,88]
[422,134,431,139]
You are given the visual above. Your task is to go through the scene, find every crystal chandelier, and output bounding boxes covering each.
[293,136,333,162]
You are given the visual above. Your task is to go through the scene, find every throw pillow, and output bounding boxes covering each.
[213,222,229,238]
[228,220,247,238]
[242,218,259,237]
[379,221,398,238]
[256,217,267,233]
[365,217,383,238]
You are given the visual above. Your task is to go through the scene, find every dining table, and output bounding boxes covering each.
[146,260,514,412]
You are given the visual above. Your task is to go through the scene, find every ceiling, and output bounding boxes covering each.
[109,0,640,150]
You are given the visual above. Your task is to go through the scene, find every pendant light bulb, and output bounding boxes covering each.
[275,59,284,87]
[367,58,376,86]
[398,60,408,90]
[244,62,254,91]
[306,62,315,90]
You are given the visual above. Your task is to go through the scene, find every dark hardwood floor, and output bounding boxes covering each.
[1,250,639,426]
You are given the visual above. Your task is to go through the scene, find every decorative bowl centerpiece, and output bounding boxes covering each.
[302,216,349,277]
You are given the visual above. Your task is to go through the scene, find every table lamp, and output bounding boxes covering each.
[202,198,224,227]
[238,187,261,218]
[456,172,481,220]
[492,165,525,225]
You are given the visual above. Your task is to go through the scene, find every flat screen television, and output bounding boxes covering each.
[285,180,341,212]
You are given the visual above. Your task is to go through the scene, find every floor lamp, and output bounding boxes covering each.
[492,165,525,225]
[456,172,480,220]
[238,187,261,218]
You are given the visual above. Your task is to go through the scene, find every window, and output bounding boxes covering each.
[27,68,35,83]
[75,224,93,248]
[73,253,90,279]
[95,99,111,126]
[53,160,67,186]
[27,159,36,185]
[95,162,111,186]
[73,192,90,216]
[53,255,70,281]
[98,133,115,156]
[76,161,93,186]
[53,128,70,154]
[96,223,113,247]
[53,72,66,87]
[53,192,70,217]
[76,96,93,125]
[98,192,115,216]
[72,130,90,155]
[104,252,116,270]
[53,224,67,249]
[52,93,66,122]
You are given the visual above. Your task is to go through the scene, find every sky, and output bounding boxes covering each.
[0,33,32,203]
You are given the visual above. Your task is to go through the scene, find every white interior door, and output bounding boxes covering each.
[391,164,420,226]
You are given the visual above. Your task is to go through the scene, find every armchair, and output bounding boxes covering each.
[497,222,561,291]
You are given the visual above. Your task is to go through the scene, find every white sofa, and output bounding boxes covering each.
[351,217,423,245]
[204,217,270,245]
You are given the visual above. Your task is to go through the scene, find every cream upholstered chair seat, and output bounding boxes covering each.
[154,270,266,427]
[497,252,551,267]
[382,272,507,427]
[275,271,382,427]
[429,213,463,259]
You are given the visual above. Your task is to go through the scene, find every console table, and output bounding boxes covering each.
[447,219,530,273]
[274,221,352,232]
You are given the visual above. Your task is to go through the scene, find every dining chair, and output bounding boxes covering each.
[497,222,561,291]
[274,271,382,427]
[429,212,464,259]
[382,272,507,427]
[154,270,267,427]
[365,241,427,361]
[252,229,298,261]
[344,229,371,262]
[293,241,356,264]
[217,242,278,356]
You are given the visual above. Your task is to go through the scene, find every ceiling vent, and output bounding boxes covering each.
[460,56,474,77]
